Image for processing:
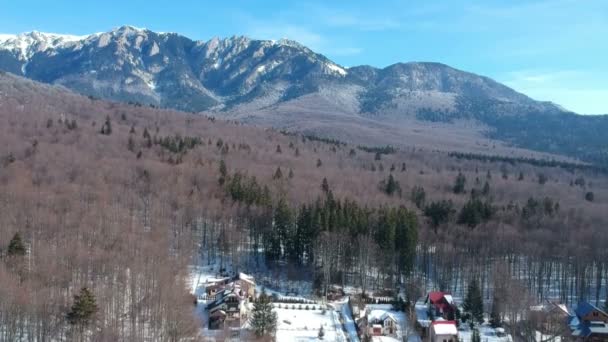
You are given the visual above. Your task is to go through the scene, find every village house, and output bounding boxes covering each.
[205,273,256,330]
[356,305,401,340]
[416,292,458,339]
[429,320,458,342]
[425,291,457,321]
[529,301,572,337]
[568,302,608,342]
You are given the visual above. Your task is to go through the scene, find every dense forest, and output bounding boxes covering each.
[0,74,607,341]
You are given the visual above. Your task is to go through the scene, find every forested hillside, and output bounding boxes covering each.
[0,73,607,340]
[2,28,608,167]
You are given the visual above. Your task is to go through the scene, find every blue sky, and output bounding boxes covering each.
[1,0,607,114]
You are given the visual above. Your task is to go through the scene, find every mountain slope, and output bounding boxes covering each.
[1,26,607,166]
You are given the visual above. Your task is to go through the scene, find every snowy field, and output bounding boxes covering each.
[274,307,347,342]
[458,324,513,342]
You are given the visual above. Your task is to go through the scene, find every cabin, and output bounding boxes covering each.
[425,291,457,320]
[529,301,571,336]
[368,311,398,336]
[207,288,249,329]
[232,272,255,299]
[429,320,458,342]
[357,305,401,340]
[205,273,256,330]
[569,302,608,342]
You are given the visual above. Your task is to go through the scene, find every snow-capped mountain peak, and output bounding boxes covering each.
[0,31,90,60]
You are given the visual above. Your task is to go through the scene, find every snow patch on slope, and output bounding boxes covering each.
[0,31,90,61]
[325,62,347,76]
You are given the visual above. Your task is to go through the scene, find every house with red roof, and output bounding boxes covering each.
[425,291,457,320]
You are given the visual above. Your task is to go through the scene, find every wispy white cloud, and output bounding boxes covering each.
[321,12,401,31]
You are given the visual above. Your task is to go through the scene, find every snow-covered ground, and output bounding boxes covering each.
[458,324,512,342]
[414,299,431,328]
[338,298,360,342]
[275,306,347,342]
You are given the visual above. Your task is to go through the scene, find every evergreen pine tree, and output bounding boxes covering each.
[250,291,277,338]
[401,162,407,172]
[288,168,294,179]
[482,181,490,196]
[276,144,282,153]
[410,186,426,209]
[518,171,524,181]
[273,167,283,180]
[316,159,322,167]
[453,172,466,194]
[321,178,330,194]
[463,279,484,324]
[218,160,228,186]
[384,174,401,196]
[67,287,98,327]
[318,325,325,340]
[100,116,112,135]
[7,232,26,257]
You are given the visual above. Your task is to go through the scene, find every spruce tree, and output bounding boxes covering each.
[384,174,400,196]
[100,116,112,135]
[321,178,329,194]
[463,279,484,324]
[67,287,98,327]
[288,168,294,179]
[424,200,454,229]
[453,172,466,194]
[218,160,228,186]
[276,144,282,153]
[7,232,26,257]
[318,325,325,340]
[316,159,322,167]
[250,291,277,338]
[482,181,490,196]
[273,167,283,180]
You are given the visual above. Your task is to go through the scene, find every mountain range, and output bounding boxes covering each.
[1,25,607,166]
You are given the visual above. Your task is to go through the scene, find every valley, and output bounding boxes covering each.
[0,72,606,341]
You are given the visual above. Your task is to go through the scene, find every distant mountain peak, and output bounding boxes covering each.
[0,26,566,116]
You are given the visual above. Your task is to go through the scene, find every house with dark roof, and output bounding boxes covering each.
[568,301,608,342]
[206,274,256,330]
[529,301,572,337]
